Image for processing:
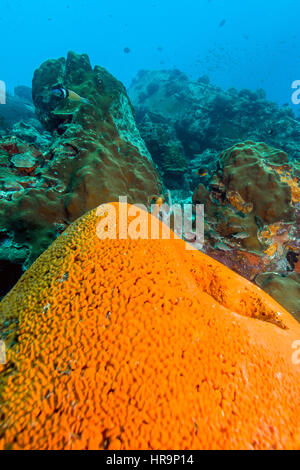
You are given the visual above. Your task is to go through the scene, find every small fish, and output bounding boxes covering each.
[219,19,226,28]
[148,195,165,207]
[156,197,164,207]
[214,241,232,252]
[232,232,250,240]
[123,47,131,54]
[51,86,91,105]
[195,168,208,177]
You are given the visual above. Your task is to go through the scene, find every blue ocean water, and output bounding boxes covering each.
[0,0,300,109]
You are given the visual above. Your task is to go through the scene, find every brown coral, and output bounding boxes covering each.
[0,52,161,276]
[221,141,295,224]
[193,141,300,315]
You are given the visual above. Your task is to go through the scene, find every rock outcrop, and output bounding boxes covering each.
[128,71,300,317]
[0,53,161,296]
[129,70,300,192]
[192,141,300,320]
[0,89,39,132]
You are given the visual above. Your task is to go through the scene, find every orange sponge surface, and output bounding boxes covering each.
[0,202,299,450]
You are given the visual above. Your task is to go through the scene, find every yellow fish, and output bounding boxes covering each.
[195,168,208,177]
[148,195,165,208]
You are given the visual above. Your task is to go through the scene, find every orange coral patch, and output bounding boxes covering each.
[0,202,299,450]
[280,175,300,204]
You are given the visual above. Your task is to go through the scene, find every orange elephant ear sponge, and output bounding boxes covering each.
[0,202,299,450]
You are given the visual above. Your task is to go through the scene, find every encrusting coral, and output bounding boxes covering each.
[0,202,299,450]
[192,141,300,318]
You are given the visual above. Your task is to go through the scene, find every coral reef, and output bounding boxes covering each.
[0,52,161,295]
[0,202,299,450]
[134,109,188,189]
[192,141,300,319]
[129,70,300,315]
[129,70,300,192]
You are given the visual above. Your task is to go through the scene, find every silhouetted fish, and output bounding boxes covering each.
[219,19,226,28]
[195,168,208,177]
